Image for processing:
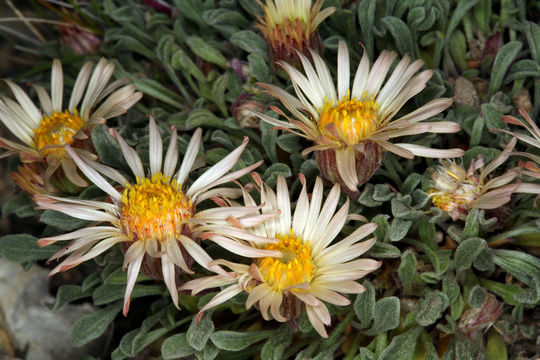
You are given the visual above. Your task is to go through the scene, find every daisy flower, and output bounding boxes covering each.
[181,174,381,337]
[34,118,269,315]
[255,0,335,68]
[428,138,521,220]
[255,40,464,194]
[0,58,142,194]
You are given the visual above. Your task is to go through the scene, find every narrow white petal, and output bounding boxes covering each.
[310,49,337,103]
[312,199,349,254]
[65,145,122,200]
[305,305,329,338]
[149,117,163,176]
[387,98,453,128]
[123,243,144,315]
[246,284,272,309]
[186,137,248,198]
[196,284,242,322]
[69,61,94,111]
[292,177,309,236]
[480,137,516,182]
[335,147,358,191]
[4,80,41,124]
[208,235,281,258]
[163,127,179,177]
[303,177,323,239]
[308,184,340,245]
[366,51,397,97]
[276,175,291,233]
[176,128,202,185]
[165,238,193,274]
[32,84,53,116]
[351,50,370,99]
[337,40,350,100]
[394,143,465,158]
[51,59,63,111]
[113,129,145,179]
[162,255,179,308]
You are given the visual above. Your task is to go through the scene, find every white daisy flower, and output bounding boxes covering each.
[0,58,142,193]
[255,40,464,193]
[181,174,380,338]
[34,118,272,315]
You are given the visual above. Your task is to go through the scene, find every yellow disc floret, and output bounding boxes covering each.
[318,93,379,145]
[33,109,85,156]
[121,173,193,242]
[258,229,314,292]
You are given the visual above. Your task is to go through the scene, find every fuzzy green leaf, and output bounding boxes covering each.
[389,218,412,242]
[415,291,449,326]
[0,233,60,263]
[381,16,414,56]
[454,237,487,271]
[71,303,122,347]
[354,281,375,328]
[493,250,540,286]
[230,30,266,56]
[398,250,417,294]
[161,333,195,359]
[489,41,522,96]
[2,193,35,218]
[187,312,214,351]
[92,284,163,305]
[365,297,400,335]
[378,326,422,360]
[210,330,274,351]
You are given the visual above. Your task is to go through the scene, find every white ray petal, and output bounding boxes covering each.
[176,128,202,185]
[163,127,179,177]
[337,40,350,100]
[65,145,122,200]
[51,59,63,112]
[149,117,163,176]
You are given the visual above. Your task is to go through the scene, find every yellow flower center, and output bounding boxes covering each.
[33,110,85,156]
[318,94,380,145]
[121,173,193,242]
[258,229,314,292]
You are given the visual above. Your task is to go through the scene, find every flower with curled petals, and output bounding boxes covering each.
[428,138,523,221]
[181,174,380,338]
[500,109,540,196]
[0,58,142,194]
[255,40,464,195]
[34,118,269,315]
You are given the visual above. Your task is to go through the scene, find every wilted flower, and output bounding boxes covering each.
[428,138,521,220]
[255,0,335,69]
[256,40,464,195]
[231,94,265,128]
[58,23,102,55]
[458,293,503,338]
[181,174,380,337]
[35,118,267,315]
[0,58,142,194]
[501,109,540,195]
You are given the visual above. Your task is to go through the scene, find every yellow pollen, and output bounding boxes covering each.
[33,109,85,156]
[318,93,379,145]
[258,229,314,292]
[121,172,193,242]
